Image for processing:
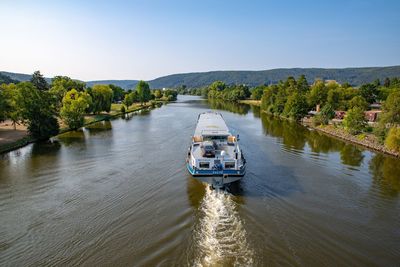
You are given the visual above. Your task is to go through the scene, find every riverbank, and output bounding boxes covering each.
[0,101,162,154]
[237,99,261,106]
[260,110,399,158]
[308,124,399,157]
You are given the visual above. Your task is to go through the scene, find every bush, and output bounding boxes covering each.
[385,127,400,152]
[120,105,126,113]
[343,107,367,135]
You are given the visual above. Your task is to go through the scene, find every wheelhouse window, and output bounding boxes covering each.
[225,162,235,169]
[203,135,227,142]
[199,162,210,169]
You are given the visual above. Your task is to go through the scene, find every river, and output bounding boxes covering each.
[0,95,399,266]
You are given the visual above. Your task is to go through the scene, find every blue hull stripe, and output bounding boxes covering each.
[186,163,245,176]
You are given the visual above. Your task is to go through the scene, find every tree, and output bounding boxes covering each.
[0,88,7,122]
[109,84,125,102]
[385,127,400,153]
[307,80,327,108]
[60,89,92,130]
[17,82,59,140]
[297,75,309,94]
[251,86,265,100]
[209,81,226,91]
[0,83,21,129]
[359,83,378,104]
[348,95,369,110]
[327,88,341,110]
[90,85,113,114]
[380,90,400,126]
[314,103,335,125]
[154,89,162,99]
[123,91,138,107]
[50,76,86,109]
[30,71,49,91]
[343,107,367,134]
[136,81,151,105]
[283,92,308,120]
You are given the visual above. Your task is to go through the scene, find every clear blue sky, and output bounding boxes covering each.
[1,0,399,81]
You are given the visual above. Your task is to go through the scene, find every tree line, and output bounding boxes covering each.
[181,76,400,152]
[0,71,177,141]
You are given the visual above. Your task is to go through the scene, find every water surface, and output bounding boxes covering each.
[0,96,399,266]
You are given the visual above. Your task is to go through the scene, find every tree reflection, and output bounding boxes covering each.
[261,113,306,150]
[56,129,87,146]
[369,154,400,197]
[208,99,250,115]
[85,120,112,134]
[307,130,344,154]
[340,144,364,167]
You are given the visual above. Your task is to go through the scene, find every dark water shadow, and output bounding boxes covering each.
[56,129,87,146]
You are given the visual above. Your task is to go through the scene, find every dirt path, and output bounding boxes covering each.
[0,121,28,146]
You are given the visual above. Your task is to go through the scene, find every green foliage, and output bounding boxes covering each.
[380,90,400,126]
[136,80,151,104]
[120,105,126,113]
[123,91,138,107]
[343,107,367,135]
[163,89,178,101]
[0,83,21,128]
[17,82,59,140]
[30,70,49,91]
[0,88,6,122]
[208,83,250,102]
[60,89,92,130]
[209,81,226,91]
[283,92,308,120]
[359,83,378,103]
[109,84,125,102]
[50,76,86,109]
[307,80,327,108]
[154,89,162,99]
[314,103,335,125]
[385,127,400,152]
[251,86,265,100]
[90,85,113,114]
[348,95,369,110]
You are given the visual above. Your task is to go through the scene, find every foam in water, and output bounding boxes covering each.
[192,186,254,266]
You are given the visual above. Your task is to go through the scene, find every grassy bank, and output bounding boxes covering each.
[238,99,261,106]
[308,124,399,157]
[0,102,161,154]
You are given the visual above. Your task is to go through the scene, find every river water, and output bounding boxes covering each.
[0,95,399,266]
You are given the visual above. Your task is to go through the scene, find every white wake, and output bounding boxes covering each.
[192,186,254,266]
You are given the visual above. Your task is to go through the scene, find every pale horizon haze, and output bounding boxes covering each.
[1,0,400,81]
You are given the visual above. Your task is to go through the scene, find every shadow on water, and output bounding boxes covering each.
[56,129,87,146]
[208,99,251,115]
[84,120,112,135]
[369,154,400,198]
[30,140,62,156]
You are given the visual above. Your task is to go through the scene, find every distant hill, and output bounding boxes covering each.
[86,80,139,89]
[147,66,400,88]
[0,73,19,84]
[0,71,51,83]
[2,66,400,89]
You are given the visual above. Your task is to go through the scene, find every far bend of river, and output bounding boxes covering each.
[1,95,399,266]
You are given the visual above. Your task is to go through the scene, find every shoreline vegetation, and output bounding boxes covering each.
[0,72,177,154]
[181,77,400,157]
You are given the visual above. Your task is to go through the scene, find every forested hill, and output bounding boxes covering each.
[2,66,400,89]
[85,80,139,89]
[147,66,400,88]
